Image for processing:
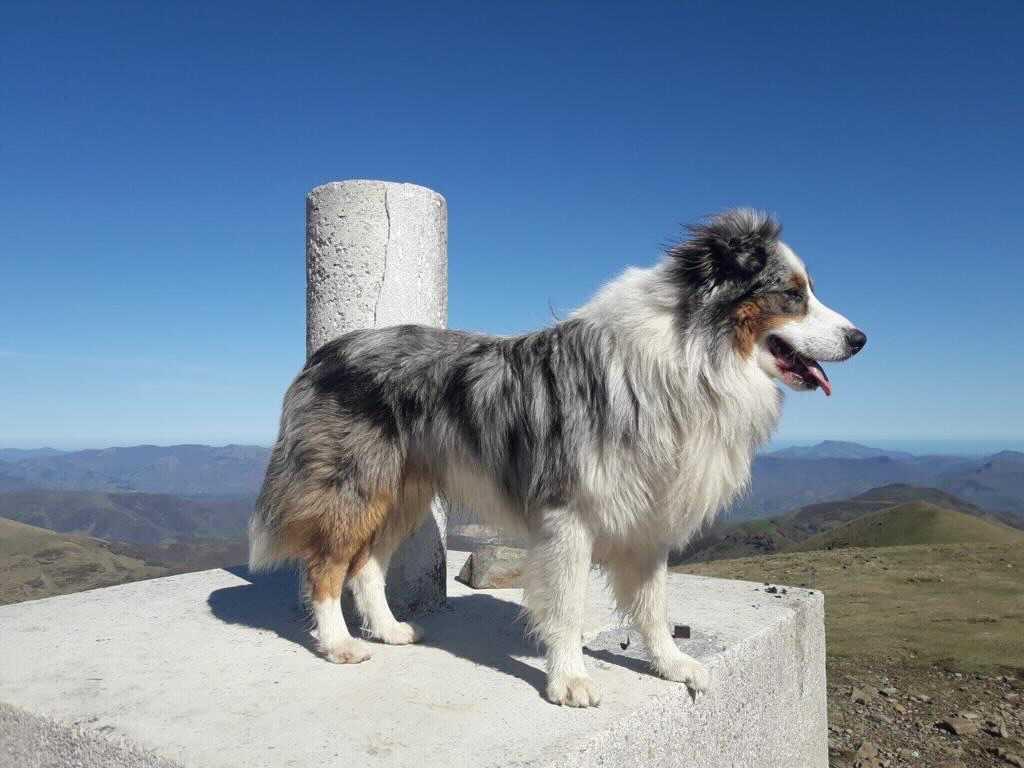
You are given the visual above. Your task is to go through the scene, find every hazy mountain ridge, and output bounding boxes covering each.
[0,444,270,496]
[732,455,937,519]
[0,490,253,545]
[731,445,1023,523]
[936,450,1024,517]
[0,448,65,463]
[768,440,915,461]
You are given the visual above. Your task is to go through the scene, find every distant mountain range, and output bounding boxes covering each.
[0,445,269,581]
[0,490,253,545]
[0,448,65,463]
[768,440,916,461]
[938,450,1024,519]
[0,444,270,496]
[731,442,1024,522]
[0,441,1022,550]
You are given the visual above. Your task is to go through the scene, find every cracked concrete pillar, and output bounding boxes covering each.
[306,180,448,614]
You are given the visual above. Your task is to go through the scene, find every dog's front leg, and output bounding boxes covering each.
[523,514,601,707]
[608,551,710,695]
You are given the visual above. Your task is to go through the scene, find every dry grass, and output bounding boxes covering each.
[0,517,168,605]
[674,541,1024,671]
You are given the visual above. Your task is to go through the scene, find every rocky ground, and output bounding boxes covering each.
[828,657,1022,767]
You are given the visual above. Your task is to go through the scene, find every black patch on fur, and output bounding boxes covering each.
[309,341,400,440]
[441,354,486,456]
[667,210,781,290]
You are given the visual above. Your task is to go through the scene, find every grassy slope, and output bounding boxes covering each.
[674,497,892,563]
[850,484,981,512]
[790,501,1023,552]
[674,542,1024,670]
[674,484,1005,565]
[121,537,249,573]
[0,517,169,605]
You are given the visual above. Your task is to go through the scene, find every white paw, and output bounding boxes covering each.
[322,638,372,664]
[374,621,423,645]
[658,656,710,694]
[547,675,602,708]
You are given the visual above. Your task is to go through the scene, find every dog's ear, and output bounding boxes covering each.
[669,209,780,288]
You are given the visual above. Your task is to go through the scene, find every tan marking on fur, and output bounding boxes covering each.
[349,471,434,577]
[274,465,436,593]
[351,489,396,552]
[307,556,347,602]
[733,301,784,357]
[349,540,373,578]
[297,487,395,599]
[732,276,809,358]
[277,487,395,556]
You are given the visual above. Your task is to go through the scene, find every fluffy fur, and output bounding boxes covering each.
[250,208,865,706]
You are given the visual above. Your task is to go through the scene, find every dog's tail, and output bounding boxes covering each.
[247,511,278,573]
[249,430,299,573]
[248,420,295,573]
[249,371,313,573]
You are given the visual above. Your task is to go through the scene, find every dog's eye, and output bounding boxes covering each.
[784,289,804,301]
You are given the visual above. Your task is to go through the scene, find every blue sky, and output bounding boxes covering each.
[2,1,1022,449]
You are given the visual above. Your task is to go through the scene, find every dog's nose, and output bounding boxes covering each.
[845,328,867,355]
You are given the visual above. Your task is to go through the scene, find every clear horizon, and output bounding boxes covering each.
[4,438,1024,458]
[3,2,1022,447]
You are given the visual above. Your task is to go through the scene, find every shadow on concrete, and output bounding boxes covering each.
[207,566,315,652]
[582,634,701,702]
[420,593,547,696]
[582,646,653,675]
[207,567,548,697]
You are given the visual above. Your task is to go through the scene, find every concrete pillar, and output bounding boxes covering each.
[306,180,448,614]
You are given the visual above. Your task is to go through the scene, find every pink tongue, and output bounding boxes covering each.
[804,361,832,396]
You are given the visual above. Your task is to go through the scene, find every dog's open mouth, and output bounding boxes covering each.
[767,335,831,396]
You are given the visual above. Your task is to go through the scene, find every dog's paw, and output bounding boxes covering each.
[658,656,710,694]
[375,621,423,646]
[322,638,372,664]
[547,675,602,708]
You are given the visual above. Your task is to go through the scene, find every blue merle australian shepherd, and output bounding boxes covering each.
[250,209,866,707]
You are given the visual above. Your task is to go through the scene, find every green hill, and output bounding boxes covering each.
[0,516,169,605]
[790,501,1023,552]
[850,484,982,513]
[673,484,1009,565]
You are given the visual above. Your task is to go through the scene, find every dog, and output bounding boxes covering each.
[249,208,866,707]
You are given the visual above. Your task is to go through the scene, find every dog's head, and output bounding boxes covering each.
[668,209,866,395]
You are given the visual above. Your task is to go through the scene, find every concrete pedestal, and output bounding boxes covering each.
[0,551,827,768]
[305,180,448,614]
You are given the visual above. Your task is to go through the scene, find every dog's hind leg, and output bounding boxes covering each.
[347,476,433,645]
[607,550,709,695]
[297,483,402,664]
[522,513,601,707]
[307,554,372,664]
